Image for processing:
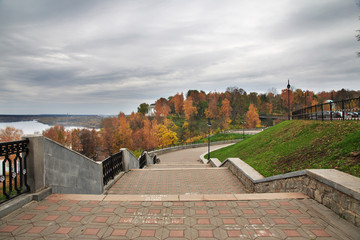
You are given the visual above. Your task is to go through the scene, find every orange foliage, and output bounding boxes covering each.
[205,92,220,118]
[42,125,69,146]
[245,104,261,128]
[280,89,294,110]
[0,127,23,142]
[220,98,232,129]
[170,93,184,115]
[155,98,170,120]
[183,97,197,120]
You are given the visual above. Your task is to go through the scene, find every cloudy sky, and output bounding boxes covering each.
[0,0,359,115]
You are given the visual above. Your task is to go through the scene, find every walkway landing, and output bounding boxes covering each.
[1,144,359,239]
[1,193,358,239]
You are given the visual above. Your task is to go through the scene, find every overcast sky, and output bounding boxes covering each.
[0,0,359,115]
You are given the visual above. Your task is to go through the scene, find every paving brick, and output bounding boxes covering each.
[1,146,360,240]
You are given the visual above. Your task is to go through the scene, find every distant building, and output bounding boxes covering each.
[146,104,156,117]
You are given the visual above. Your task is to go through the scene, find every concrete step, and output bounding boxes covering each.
[107,168,248,195]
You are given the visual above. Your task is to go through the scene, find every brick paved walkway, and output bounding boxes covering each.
[1,194,358,239]
[108,144,249,195]
[1,145,359,239]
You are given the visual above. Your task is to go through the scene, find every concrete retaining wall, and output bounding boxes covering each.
[150,140,241,156]
[211,158,360,227]
[44,138,103,194]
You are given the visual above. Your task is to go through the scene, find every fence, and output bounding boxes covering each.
[0,139,30,203]
[292,97,360,121]
[139,153,147,169]
[102,150,124,186]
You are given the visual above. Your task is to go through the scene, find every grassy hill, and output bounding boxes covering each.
[209,120,360,177]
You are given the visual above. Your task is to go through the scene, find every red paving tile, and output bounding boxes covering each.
[169,230,184,237]
[68,216,83,222]
[93,216,108,223]
[198,230,213,238]
[256,229,272,237]
[112,229,127,236]
[197,218,210,224]
[0,225,19,232]
[298,218,315,224]
[248,218,262,224]
[311,229,331,237]
[227,230,242,237]
[222,218,237,224]
[273,218,289,224]
[140,229,156,237]
[43,215,60,221]
[28,226,45,234]
[55,227,72,234]
[83,228,99,235]
[20,214,35,220]
[283,229,301,237]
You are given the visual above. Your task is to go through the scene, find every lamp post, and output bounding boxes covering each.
[287,79,291,120]
[242,121,246,139]
[207,118,212,161]
[304,90,307,119]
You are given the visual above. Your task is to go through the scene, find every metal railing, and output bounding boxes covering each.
[292,97,360,121]
[102,150,123,186]
[139,154,147,169]
[0,139,30,203]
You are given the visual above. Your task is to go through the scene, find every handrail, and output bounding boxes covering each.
[102,150,123,186]
[0,139,30,203]
[292,97,360,121]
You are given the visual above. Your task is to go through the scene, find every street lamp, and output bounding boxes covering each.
[304,90,307,120]
[287,79,291,120]
[303,90,307,108]
[242,121,246,139]
[207,118,212,161]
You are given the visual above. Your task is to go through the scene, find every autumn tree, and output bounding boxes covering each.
[220,98,232,130]
[113,113,133,151]
[155,98,171,120]
[79,129,99,159]
[0,127,23,142]
[183,97,197,120]
[42,125,69,146]
[205,92,220,119]
[170,93,184,115]
[226,87,247,123]
[69,128,82,152]
[155,124,178,147]
[187,90,207,117]
[245,104,261,128]
[141,118,158,150]
[280,88,294,112]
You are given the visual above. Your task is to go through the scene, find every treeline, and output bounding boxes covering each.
[40,87,359,160]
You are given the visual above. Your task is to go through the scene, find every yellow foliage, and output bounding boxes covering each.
[156,124,178,147]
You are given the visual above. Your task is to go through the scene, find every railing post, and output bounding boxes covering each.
[23,135,45,193]
[330,102,333,121]
[342,100,345,121]
[321,104,324,121]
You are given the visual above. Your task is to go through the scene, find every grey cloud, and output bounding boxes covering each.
[0,0,359,114]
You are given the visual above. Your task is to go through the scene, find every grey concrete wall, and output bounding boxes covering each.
[44,138,103,194]
[122,148,139,171]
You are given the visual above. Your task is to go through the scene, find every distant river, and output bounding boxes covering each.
[0,120,90,135]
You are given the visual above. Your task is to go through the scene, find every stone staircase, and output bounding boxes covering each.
[107,145,248,195]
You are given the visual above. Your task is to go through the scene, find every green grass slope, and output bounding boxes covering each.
[210,120,360,177]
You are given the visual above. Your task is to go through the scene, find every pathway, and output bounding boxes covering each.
[108,144,248,195]
[0,144,359,239]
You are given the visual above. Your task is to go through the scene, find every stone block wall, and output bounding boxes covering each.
[217,158,360,227]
